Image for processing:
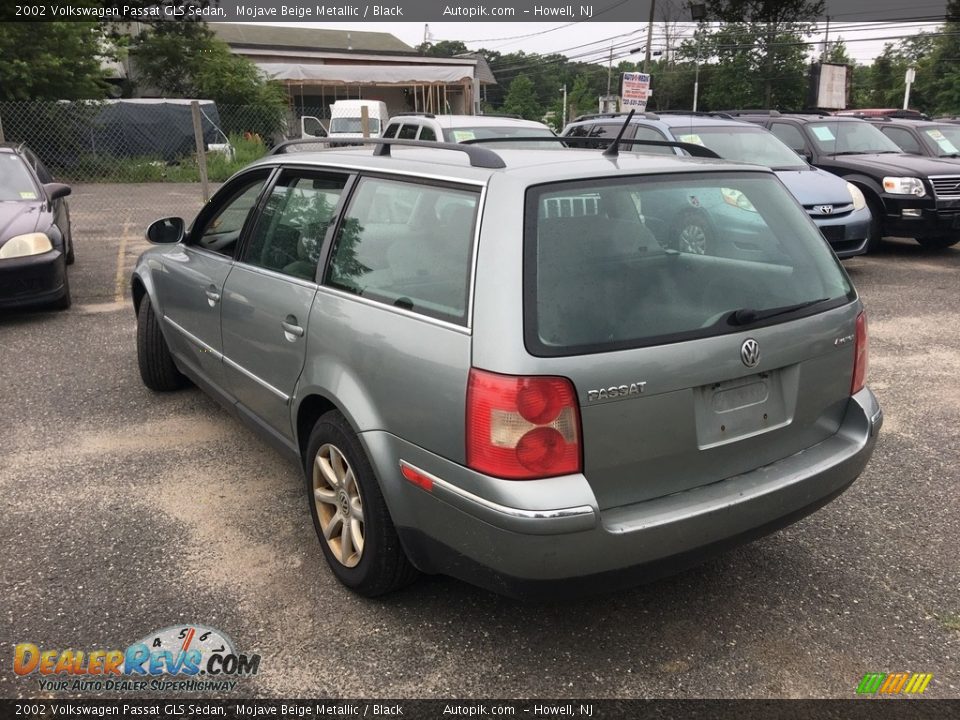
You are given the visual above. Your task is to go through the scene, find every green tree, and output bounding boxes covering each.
[702,0,824,108]
[566,76,596,119]
[129,24,285,109]
[416,39,469,57]
[502,75,542,121]
[0,22,110,100]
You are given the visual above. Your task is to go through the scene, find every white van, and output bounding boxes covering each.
[322,100,389,140]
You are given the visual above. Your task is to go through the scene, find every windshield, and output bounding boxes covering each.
[675,126,807,170]
[524,172,854,356]
[444,126,556,148]
[0,154,40,202]
[329,117,382,134]
[808,121,903,154]
[922,125,960,156]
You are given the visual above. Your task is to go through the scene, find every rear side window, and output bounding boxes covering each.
[418,125,438,141]
[524,173,854,356]
[383,124,400,138]
[398,124,418,139]
[324,177,479,325]
[770,122,807,153]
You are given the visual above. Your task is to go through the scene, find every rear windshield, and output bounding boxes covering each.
[807,121,902,154]
[675,126,807,170]
[330,117,382,134]
[524,172,855,356]
[0,154,40,202]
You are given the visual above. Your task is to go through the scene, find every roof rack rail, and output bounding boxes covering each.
[461,135,721,159]
[722,109,781,117]
[655,110,735,119]
[268,137,506,169]
[392,112,436,118]
[572,111,661,122]
[480,113,523,119]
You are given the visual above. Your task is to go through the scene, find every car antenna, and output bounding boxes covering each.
[602,109,636,158]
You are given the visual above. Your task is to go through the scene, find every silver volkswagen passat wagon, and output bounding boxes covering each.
[132,138,881,598]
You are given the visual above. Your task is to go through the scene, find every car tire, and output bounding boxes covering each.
[53,262,71,310]
[674,211,711,255]
[865,196,884,253]
[305,410,417,597]
[136,296,186,392]
[915,236,960,250]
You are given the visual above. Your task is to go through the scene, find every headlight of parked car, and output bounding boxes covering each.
[882,177,926,197]
[846,182,867,211]
[721,187,757,212]
[0,233,54,260]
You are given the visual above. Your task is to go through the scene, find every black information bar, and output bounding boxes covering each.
[2,699,958,720]
[1,0,950,23]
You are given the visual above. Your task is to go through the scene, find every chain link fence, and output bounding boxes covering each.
[0,101,328,215]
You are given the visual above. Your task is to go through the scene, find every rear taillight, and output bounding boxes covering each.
[851,311,868,394]
[466,369,582,480]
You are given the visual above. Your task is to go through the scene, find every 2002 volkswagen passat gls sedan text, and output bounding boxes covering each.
[132,138,881,598]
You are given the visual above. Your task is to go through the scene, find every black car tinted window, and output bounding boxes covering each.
[0,154,40,201]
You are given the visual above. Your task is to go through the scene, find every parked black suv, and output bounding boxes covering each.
[861,117,960,161]
[732,111,960,250]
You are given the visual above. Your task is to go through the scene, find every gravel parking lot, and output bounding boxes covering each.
[2,182,958,700]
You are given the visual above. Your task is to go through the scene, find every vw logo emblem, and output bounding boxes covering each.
[816,205,834,215]
[740,338,760,368]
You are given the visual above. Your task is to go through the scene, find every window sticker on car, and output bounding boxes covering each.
[20,191,37,199]
[452,130,477,142]
[925,129,959,154]
[812,126,836,141]
[677,134,704,145]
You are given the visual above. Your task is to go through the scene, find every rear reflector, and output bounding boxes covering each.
[400,463,434,492]
[851,311,868,394]
[466,369,582,480]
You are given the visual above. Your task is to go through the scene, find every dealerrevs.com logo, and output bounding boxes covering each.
[14,624,260,692]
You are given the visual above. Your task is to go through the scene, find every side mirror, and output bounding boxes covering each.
[43,183,71,201]
[146,217,185,244]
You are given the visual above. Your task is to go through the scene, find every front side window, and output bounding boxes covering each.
[770,122,807,153]
[525,173,854,356]
[194,174,268,256]
[325,177,479,325]
[397,124,418,139]
[241,172,348,281]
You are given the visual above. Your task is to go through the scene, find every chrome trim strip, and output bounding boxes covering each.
[229,262,320,289]
[316,286,472,335]
[222,355,290,403]
[163,316,223,361]
[466,184,487,329]
[399,461,595,521]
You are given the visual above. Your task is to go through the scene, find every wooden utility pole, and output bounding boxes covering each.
[644,0,656,72]
[191,101,209,203]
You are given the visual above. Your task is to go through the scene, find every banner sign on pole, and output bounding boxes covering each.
[621,72,651,111]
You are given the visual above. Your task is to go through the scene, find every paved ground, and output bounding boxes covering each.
[1,183,958,700]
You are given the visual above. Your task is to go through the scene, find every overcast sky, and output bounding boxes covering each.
[259,20,941,65]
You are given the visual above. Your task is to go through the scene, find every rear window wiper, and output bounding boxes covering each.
[729,298,829,326]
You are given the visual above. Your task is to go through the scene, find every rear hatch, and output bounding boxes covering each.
[524,171,858,509]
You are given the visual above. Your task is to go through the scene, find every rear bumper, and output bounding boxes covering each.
[0,250,66,309]
[367,388,881,598]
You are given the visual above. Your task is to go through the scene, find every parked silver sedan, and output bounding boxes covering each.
[132,139,881,598]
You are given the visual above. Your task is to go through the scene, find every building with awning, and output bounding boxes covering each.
[211,24,496,116]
